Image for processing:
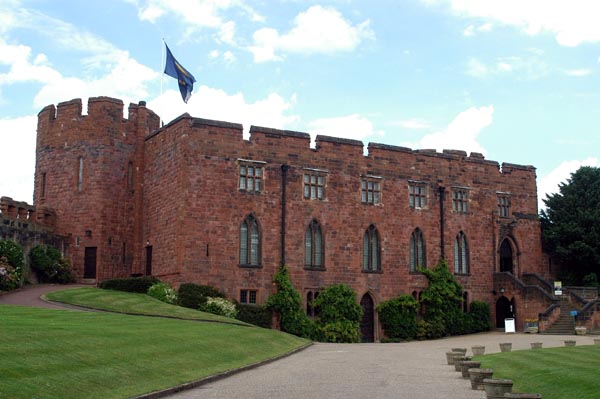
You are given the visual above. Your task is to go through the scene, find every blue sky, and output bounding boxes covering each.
[1,0,599,209]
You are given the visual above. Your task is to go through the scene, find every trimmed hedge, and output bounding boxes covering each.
[99,276,159,293]
[177,283,225,309]
[236,304,272,328]
[377,295,419,340]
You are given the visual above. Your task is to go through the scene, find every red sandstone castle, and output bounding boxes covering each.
[32,96,558,340]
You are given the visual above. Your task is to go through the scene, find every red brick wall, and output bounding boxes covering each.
[143,116,543,321]
[34,97,159,280]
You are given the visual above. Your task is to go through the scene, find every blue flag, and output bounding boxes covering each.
[164,43,196,103]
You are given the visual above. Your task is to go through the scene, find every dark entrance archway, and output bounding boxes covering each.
[495,296,514,328]
[499,239,514,273]
[360,293,375,343]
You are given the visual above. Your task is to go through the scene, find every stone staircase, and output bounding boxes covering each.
[541,298,577,335]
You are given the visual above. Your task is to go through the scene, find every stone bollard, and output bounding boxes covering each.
[483,378,513,399]
[454,357,469,371]
[452,347,468,356]
[472,345,486,356]
[594,339,600,345]
[564,340,576,347]
[460,361,481,379]
[469,368,493,390]
[504,393,543,398]
[530,342,542,349]
[499,342,512,352]
[446,351,463,365]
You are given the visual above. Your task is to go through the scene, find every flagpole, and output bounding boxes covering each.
[160,38,165,98]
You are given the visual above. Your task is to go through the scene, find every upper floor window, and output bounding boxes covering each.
[305,220,324,269]
[77,156,84,192]
[409,182,427,208]
[239,161,264,192]
[240,289,258,304]
[240,214,260,267]
[498,194,511,218]
[127,161,134,191]
[41,172,47,198]
[361,177,381,205]
[452,188,469,213]
[454,231,469,275]
[362,224,381,272]
[303,172,326,200]
[410,228,426,272]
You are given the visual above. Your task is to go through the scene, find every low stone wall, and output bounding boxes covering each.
[0,196,67,280]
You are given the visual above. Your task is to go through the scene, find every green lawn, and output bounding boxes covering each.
[46,287,248,325]
[0,305,309,399]
[477,345,600,399]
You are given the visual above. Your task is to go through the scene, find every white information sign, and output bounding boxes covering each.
[504,318,515,334]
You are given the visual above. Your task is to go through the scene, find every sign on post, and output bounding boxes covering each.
[554,281,562,296]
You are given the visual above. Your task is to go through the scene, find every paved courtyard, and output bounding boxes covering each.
[167,331,597,399]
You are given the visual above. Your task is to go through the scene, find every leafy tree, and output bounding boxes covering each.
[541,166,600,284]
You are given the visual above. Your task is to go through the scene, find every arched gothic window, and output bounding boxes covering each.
[410,228,426,272]
[362,225,381,272]
[305,220,324,269]
[454,231,469,274]
[240,215,260,266]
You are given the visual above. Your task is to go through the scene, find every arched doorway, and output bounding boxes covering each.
[495,296,514,328]
[499,239,514,273]
[360,293,375,343]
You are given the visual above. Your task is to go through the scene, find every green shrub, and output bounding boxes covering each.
[311,284,362,343]
[0,257,22,291]
[29,245,75,284]
[199,297,238,318]
[446,310,472,336]
[469,301,490,332]
[99,276,159,293]
[147,282,178,304]
[0,240,24,270]
[177,283,225,309]
[265,265,312,338]
[416,318,445,340]
[315,320,360,343]
[236,304,272,328]
[377,295,419,340]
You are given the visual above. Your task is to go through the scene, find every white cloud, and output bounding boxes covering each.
[466,55,548,79]
[129,0,263,45]
[463,22,493,36]
[0,115,37,203]
[564,68,592,77]
[307,114,383,149]
[148,86,299,138]
[406,106,493,155]
[390,119,431,129]
[425,0,600,47]
[538,157,600,210]
[248,5,374,62]
[466,57,489,77]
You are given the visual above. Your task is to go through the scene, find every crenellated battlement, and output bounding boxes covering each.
[0,196,56,231]
[146,111,535,184]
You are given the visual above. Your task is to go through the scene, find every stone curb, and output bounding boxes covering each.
[130,342,314,399]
